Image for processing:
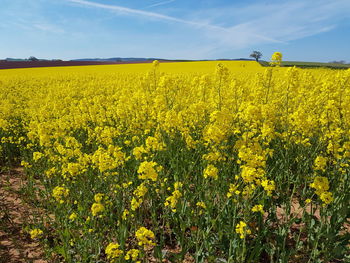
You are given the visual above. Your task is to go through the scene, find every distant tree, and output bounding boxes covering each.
[250,51,263,62]
[28,56,39,61]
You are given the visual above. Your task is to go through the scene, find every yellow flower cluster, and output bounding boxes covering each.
[30,228,43,239]
[94,193,104,203]
[91,203,105,217]
[227,183,240,198]
[52,186,69,204]
[91,146,126,173]
[251,204,264,214]
[91,193,105,216]
[236,136,275,196]
[261,179,275,196]
[131,183,148,211]
[310,176,333,205]
[203,164,219,180]
[125,249,140,262]
[270,52,283,66]
[137,161,162,182]
[165,182,183,212]
[133,183,148,198]
[135,227,156,248]
[235,221,251,239]
[105,242,123,261]
[33,151,44,161]
[314,156,327,172]
[69,212,78,221]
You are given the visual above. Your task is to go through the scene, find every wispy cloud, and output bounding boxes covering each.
[63,0,350,59]
[184,0,350,53]
[4,18,65,34]
[1,0,349,60]
[144,0,176,9]
[66,0,281,46]
[67,0,205,27]
[0,1,65,35]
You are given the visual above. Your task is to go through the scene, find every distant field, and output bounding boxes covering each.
[259,60,350,69]
[0,60,154,70]
[282,61,350,69]
[3,59,348,71]
[0,60,264,75]
[0,60,262,72]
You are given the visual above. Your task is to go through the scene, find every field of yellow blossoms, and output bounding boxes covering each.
[0,60,349,262]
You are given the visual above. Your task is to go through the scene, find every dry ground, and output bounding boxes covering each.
[0,168,47,263]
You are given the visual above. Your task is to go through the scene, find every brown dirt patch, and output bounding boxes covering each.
[0,168,47,263]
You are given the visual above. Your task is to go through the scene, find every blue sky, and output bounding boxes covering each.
[1,0,350,62]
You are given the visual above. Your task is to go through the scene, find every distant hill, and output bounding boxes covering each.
[70,57,169,62]
[259,60,350,69]
[5,58,27,61]
[282,61,350,69]
[70,57,257,62]
[4,57,259,63]
[5,58,62,62]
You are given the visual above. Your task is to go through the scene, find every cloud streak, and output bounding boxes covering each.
[66,0,282,46]
[144,0,176,9]
[67,0,217,29]
[189,0,350,51]
[1,0,350,60]
[64,0,350,58]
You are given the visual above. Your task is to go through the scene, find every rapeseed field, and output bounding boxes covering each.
[0,61,349,262]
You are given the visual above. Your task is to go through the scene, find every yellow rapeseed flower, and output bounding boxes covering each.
[69,212,78,221]
[251,204,264,214]
[52,186,69,204]
[105,242,123,260]
[203,164,218,180]
[135,227,156,248]
[91,203,105,216]
[30,228,43,239]
[137,161,162,181]
[235,221,251,239]
[125,249,140,261]
[94,193,104,203]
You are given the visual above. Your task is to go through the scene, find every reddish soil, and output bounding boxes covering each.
[0,168,47,263]
[0,60,158,70]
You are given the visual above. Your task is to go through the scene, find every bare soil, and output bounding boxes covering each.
[0,168,47,263]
